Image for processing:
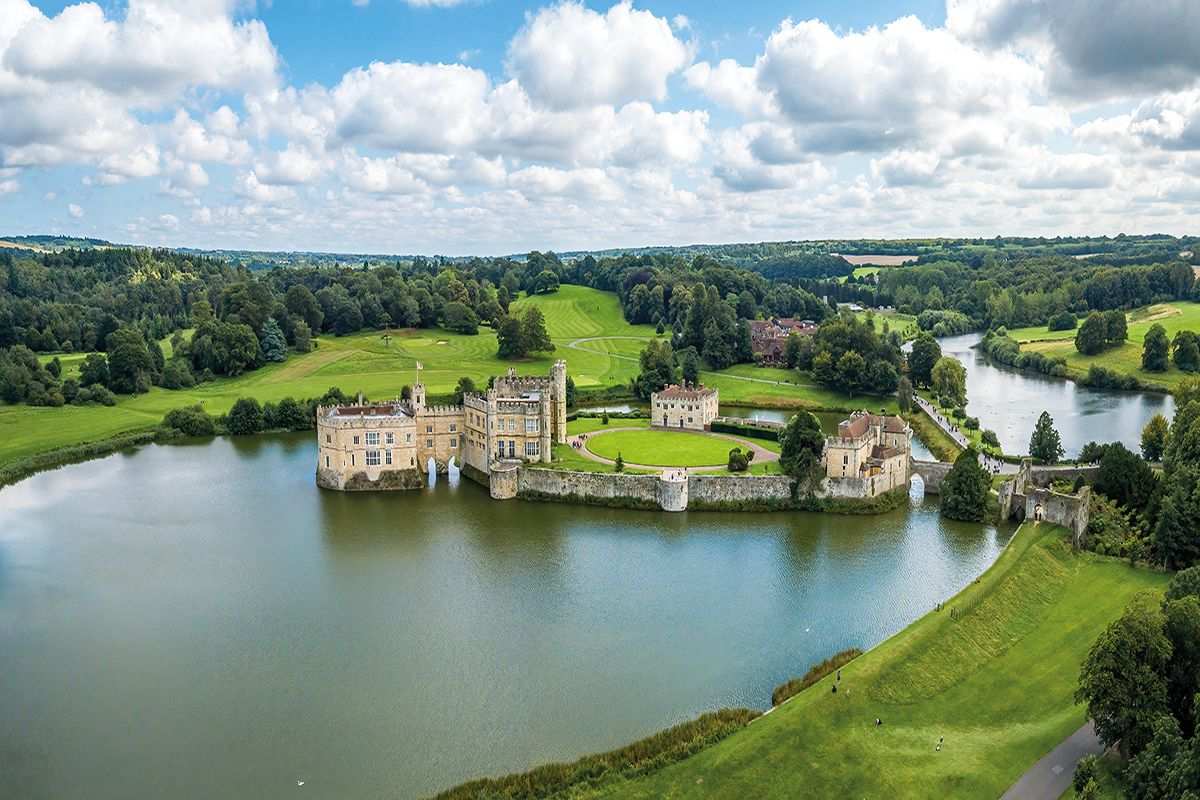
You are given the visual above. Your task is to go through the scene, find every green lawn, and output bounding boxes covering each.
[585,428,749,467]
[567,417,651,435]
[584,524,1168,800]
[0,285,903,472]
[1006,301,1200,390]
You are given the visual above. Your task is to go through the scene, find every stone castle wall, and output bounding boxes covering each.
[689,474,793,507]
[516,468,663,508]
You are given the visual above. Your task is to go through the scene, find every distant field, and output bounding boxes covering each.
[0,285,899,471]
[582,524,1168,799]
[835,254,919,266]
[1007,301,1200,389]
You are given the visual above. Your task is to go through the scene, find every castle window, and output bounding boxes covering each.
[843,455,848,465]
[524,441,539,457]
[385,450,393,466]
[426,425,433,434]
[508,419,516,432]
[426,438,433,448]
[385,432,395,445]
[406,433,413,443]
[325,434,331,444]
[366,450,381,467]
[351,454,355,466]
[508,440,516,458]
[525,419,538,433]
[449,423,457,433]
[450,437,457,448]
[325,455,330,468]
[365,432,380,446]
[353,435,360,445]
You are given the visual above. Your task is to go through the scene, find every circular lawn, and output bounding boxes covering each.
[584,428,744,467]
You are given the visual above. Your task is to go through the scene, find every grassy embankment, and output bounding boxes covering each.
[1007,301,1200,391]
[559,523,1167,799]
[0,285,896,478]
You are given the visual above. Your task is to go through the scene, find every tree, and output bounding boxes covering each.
[680,348,700,386]
[1142,414,1170,461]
[46,356,61,379]
[1125,714,1200,800]
[293,321,313,354]
[1076,593,1172,755]
[565,375,576,407]
[225,397,264,435]
[1142,324,1170,372]
[727,447,752,472]
[1104,309,1128,347]
[1163,596,1200,737]
[520,307,553,354]
[105,327,155,394]
[1076,312,1109,355]
[1166,565,1200,602]
[161,358,196,390]
[981,429,1000,449]
[1172,330,1200,372]
[931,356,967,408]
[897,376,913,413]
[1154,466,1200,569]
[495,315,525,359]
[908,332,941,388]
[453,376,476,405]
[836,350,866,397]
[1029,410,1064,463]
[1048,311,1077,331]
[940,447,990,522]
[79,352,109,387]
[634,339,677,399]
[163,405,216,437]
[779,411,824,487]
[1174,376,1200,410]
[284,284,324,333]
[614,452,624,473]
[259,318,288,363]
[442,301,479,335]
[1095,442,1157,512]
[533,270,560,294]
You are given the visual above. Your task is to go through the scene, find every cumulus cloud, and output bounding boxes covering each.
[507,1,689,110]
[67,203,83,218]
[1017,153,1116,190]
[948,0,1200,98]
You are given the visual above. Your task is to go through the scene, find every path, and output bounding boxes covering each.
[1001,722,1103,800]
[914,395,1017,473]
[569,426,780,473]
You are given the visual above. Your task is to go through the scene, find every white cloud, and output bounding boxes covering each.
[0,179,18,194]
[872,150,942,187]
[67,203,83,218]
[1017,153,1116,190]
[507,1,689,110]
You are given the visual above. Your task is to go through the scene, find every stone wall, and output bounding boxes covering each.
[689,474,794,509]
[316,466,423,492]
[515,468,662,509]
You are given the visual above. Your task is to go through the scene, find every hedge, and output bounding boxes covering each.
[771,648,865,706]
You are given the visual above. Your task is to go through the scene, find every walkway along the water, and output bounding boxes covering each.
[914,395,1017,473]
[1001,722,1104,800]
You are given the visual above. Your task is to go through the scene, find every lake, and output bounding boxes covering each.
[0,434,1011,799]
[940,333,1176,457]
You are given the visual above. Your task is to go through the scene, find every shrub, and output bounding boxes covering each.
[964,416,980,430]
[161,357,196,390]
[162,406,216,437]
[433,708,759,800]
[225,397,264,435]
[727,447,752,472]
[1049,311,1078,331]
[771,648,864,706]
[981,429,1000,448]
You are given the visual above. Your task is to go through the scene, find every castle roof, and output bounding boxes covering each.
[655,384,716,401]
[834,411,908,440]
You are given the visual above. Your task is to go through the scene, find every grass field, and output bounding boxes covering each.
[1006,301,1200,390]
[584,428,767,467]
[581,524,1167,800]
[0,285,898,472]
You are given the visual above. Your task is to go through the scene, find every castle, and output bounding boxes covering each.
[650,384,719,430]
[821,410,912,498]
[316,361,568,491]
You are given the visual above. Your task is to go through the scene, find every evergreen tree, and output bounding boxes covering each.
[293,321,313,354]
[940,447,990,522]
[1142,324,1170,372]
[779,411,824,486]
[614,452,624,473]
[453,376,477,405]
[1094,443,1157,511]
[680,348,700,386]
[897,376,913,413]
[1029,410,1064,463]
[519,307,553,354]
[634,339,677,399]
[260,318,288,363]
[1155,466,1200,569]
[496,315,525,359]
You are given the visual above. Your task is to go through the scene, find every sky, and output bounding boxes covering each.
[0,0,1198,255]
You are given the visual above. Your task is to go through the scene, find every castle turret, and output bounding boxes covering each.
[411,362,426,413]
[551,359,567,444]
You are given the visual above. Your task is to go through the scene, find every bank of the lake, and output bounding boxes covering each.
[0,433,1012,800]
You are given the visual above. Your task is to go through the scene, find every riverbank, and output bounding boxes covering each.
[430,523,1168,799]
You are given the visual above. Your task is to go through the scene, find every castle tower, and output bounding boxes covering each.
[551,359,567,444]
[411,362,426,413]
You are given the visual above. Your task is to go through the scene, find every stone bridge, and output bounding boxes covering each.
[910,459,952,494]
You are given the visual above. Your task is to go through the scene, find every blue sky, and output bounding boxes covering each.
[1,1,1198,254]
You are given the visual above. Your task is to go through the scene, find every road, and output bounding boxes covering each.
[1001,722,1103,800]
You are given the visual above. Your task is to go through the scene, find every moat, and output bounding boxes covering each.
[0,433,1012,799]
